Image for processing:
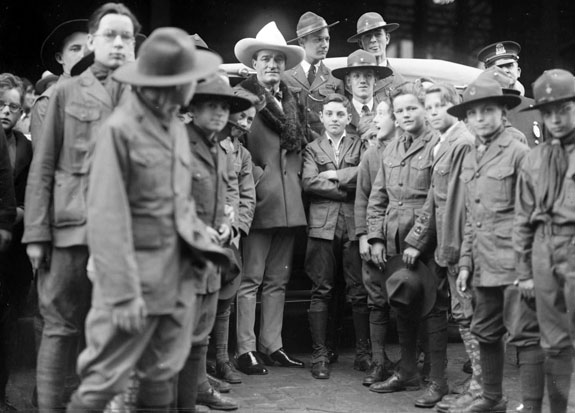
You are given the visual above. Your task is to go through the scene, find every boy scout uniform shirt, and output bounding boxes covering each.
[458,127,528,286]
[405,121,474,266]
[366,127,439,256]
[302,133,364,241]
[513,134,575,281]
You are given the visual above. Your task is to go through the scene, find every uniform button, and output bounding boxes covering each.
[284,171,287,175]
[475,172,480,178]
[307,108,311,112]
[475,198,480,203]
[398,182,403,186]
[400,161,405,167]
[476,222,482,228]
[398,201,403,206]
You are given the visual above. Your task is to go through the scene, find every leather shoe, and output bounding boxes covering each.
[369,372,421,393]
[462,358,473,374]
[414,380,449,408]
[208,373,231,393]
[216,360,242,384]
[268,348,305,368]
[236,351,268,375]
[363,362,392,386]
[435,392,479,413]
[311,361,330,379]
[196,387,238,411]
[449,396,507,413]
[193,405,210,413]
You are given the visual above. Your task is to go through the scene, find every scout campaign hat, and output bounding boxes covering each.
[191,75,253,114]
[114,27,222,87]
[234,21,305,70]
[70,33,147,76]
[347,12,399,43]
[477,66,520,95]
[41,19,88,75]
[384,255,436,318]
[35,71,59,95]
[477,41,521,68]
[447,76,522,120]
[331,49,392,80]
[522,69,575,111]
[287,11,339,43]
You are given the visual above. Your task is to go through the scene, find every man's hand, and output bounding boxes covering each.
[0,229,11,252]
[370,241,387,269]
[206,226,221,245]
[224,204,235,223]
[515,278,535,300]
[27,242,51,270]
[217,224,232,245]
[456,268,471,299]
[112,297,147,335]
[402,247,421,267]
[359,235,371,262]
[318,170,338,181]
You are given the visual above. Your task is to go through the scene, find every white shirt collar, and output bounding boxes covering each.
[326,131,346,150]
[301,60,320,76]
[352,98,374,116]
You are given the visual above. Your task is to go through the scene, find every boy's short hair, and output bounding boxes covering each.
[322,93,351,113]
[425,82,460,106]
[0,73,25,106]
[88,2,141,35]
[390,81,426,107]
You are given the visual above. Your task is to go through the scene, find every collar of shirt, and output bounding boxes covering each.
[352,98,374,115]
[326,131,346,152]
[300,60,320,77]
[440,122,459,143]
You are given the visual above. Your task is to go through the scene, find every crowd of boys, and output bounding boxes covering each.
[0,3,574,413]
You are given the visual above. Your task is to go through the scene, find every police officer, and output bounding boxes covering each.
[514,69,575,413]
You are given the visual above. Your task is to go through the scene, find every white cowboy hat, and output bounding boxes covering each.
[234,22,305,70]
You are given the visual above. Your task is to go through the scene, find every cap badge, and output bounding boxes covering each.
[545,84,552,95]
[495,43,506,55]
[469,86,476,96]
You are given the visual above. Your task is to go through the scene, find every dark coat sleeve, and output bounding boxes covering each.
[0,128,16,231]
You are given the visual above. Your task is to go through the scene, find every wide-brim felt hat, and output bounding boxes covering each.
[191,75,253,114]
[234,21,305,70]
[191,33,217,53]
[114,27,222,87]
[71,33,147,77]
[384,255,436,318]
[35,71,59,95]
[477,41,521,68]
[347,12,399,43]
[41,19,88,75]
[287,11,339,43]
[331,49,392,80]
[476,66,522,96]
[447,76,522,120]
[521,69,575,111]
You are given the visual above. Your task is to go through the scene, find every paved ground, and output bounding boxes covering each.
[7,342,575,412]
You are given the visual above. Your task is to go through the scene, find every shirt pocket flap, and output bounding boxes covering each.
[315,155,332,165]
[486,166,514,180]
[65,104,101,122]
[132,149,163,167]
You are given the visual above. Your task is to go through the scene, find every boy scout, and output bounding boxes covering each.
[67,27,225,412]
[354,98,397,387]
[177,76,250,412]
[302,93,367,380]
[401,83,479,410]
[452,77,534,413]
[514,69,575,413]
[23,4,140,410]
[284,12,343,141]
[366,83,449,409]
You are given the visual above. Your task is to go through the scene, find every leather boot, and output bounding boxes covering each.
[424,310,448,395]
[308,310,331,379]
[352,309,372,371]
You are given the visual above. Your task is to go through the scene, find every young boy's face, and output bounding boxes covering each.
[229,106,256,139]
[465,102,504,138]
[192,99,230,133]
[373,101,395,140]
[346,69,376,102]
[320,101,351,137]
[425,91,456,134]
[540,100,575,139]
[88,13,135,70]
[392,93,426,135]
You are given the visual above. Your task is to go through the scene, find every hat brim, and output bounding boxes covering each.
[486,56,518,68]
[346,23,399,43]
[113,50,222,87]
[234,39,305,70]
[447,94,522,119]
[192,93,253,114]
[521,95,575,112]
[384,255,436,318]
[331,64,392,81]
[287,21,340,43]
[41,19,88,75]
[35,74,59,95]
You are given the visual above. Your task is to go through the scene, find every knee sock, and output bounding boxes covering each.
[213,298,234,363]
[425,311,448,385]
[396,315,418,378]
[460,325,483,396]
[517,345,544,413]
[479,341,504,402]
[545,349,573,413]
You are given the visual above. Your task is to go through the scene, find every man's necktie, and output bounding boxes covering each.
[274,90,283,101]
[307,64,316,86]
[361,105,370,117]
[404,135,413,151]
[476,143,487,161]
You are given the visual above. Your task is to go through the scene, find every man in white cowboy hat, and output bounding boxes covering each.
[514,69,575,413]
[30,19,88,149]
[331,49,392,133]
[66,26,227,412]
[23,4,141,411]
[233,21,307,375]
[347,12,405,100]
[283,11,343,141]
